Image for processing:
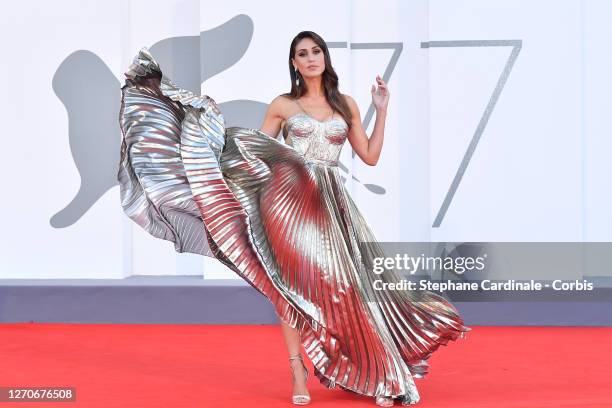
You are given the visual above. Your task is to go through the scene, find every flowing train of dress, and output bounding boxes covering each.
[117,47,470,405]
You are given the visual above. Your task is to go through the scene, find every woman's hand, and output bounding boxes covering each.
[371,74,390,113]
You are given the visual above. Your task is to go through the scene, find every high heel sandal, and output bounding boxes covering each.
[289,354,311,405]
[375,396,395,407]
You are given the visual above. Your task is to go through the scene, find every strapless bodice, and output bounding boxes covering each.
[283,113,348,167]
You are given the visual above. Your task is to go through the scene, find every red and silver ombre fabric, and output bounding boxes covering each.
[118,47,470,405]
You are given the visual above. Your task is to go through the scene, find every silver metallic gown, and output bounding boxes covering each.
[118,47,470,405]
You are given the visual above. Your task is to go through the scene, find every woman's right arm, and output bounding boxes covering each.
[259,96,286,138]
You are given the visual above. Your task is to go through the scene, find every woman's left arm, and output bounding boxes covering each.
[345,75,390,166]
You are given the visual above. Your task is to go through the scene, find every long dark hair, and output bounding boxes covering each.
[282,31,353,130]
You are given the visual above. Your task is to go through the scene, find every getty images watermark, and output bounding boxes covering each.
[370,252,594,292]
[362,243,608,300]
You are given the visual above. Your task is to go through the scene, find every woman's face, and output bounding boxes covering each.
[292,37,326,79]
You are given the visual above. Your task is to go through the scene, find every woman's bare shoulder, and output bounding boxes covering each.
[268,94,289,106]
[271,94,295,106]
[340,93,358,114]
[267,94,295,118]
[340,93,356,105]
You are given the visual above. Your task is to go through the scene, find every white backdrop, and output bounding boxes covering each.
[0,0,610,279]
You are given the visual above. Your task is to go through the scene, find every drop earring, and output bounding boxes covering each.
[295,68,299,86]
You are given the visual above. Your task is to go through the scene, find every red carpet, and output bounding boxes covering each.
[0,324,610,407]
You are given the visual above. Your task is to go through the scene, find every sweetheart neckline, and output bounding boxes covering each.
[283,112,348,132]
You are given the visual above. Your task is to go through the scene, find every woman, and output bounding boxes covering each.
[118,30,470,406]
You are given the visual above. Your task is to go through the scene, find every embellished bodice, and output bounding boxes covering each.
[283,113,348,167]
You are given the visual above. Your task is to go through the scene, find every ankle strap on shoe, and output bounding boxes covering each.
[289,354,303,361]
